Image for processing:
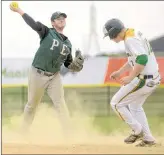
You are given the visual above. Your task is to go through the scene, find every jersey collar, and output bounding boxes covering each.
[124,28,135,40]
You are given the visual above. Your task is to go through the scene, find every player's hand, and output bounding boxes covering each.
[10,3,19,12]
[75,49,84,65]
[120,76,133,85]
[9,2,23,15]
[75,49,84,59]
[110,70,121,80]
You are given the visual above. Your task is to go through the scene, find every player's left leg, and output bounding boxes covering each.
[129,76,161,147]
[46,72,72,138]
[129,97,156,147]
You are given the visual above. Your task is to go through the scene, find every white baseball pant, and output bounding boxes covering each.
[110,73,161,141]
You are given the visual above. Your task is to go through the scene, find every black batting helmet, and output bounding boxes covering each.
[103,18,125,39]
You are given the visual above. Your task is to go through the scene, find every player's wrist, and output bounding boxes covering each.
[18,9,24,16]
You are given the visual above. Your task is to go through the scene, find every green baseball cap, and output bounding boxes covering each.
[51,11,67,21]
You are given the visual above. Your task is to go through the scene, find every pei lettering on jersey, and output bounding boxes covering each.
[60,44,68,56]
[50,39,59,50]
[50,39,68,56]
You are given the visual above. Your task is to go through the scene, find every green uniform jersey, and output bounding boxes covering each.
[32,28,72,73]
[22,13,73,73]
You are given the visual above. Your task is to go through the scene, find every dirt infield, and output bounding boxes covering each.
[2,132,164,154]
[2,105,164,154]
[2,141,164,154]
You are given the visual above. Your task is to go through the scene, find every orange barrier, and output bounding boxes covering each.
[104,57,164,84]
[157,57,164,84]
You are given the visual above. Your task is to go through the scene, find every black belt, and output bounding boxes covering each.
[137,74,153,80]
[36,68,55,77]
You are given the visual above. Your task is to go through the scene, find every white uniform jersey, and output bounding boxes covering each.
[124,29,159,75]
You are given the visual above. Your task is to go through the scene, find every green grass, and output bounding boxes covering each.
[2,86,164,135]
[2,114,164,136]
[92,116,164,136]
[2,86,164,117]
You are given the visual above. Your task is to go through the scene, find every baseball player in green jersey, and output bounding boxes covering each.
[103,19,161,147]
[10,4,84,136]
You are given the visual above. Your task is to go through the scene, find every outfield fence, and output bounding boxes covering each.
[2,84,164,118]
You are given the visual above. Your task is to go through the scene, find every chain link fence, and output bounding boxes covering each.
[2,85,164,118]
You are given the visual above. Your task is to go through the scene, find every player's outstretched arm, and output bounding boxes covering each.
[10,2,24,15]
[9,2,49,39]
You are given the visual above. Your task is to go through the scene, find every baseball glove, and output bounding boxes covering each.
[68,49,84,72]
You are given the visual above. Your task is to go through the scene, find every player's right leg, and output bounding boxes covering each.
[21,66,48,133]
[110,78,144,143]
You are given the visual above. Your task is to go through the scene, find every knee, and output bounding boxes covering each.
[24,102,37,113]
[53,99,66,110]
[110,96,119,110]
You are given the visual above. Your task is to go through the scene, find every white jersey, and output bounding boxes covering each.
[124,29,159,75]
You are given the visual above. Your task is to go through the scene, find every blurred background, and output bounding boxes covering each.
[2,1,164,135]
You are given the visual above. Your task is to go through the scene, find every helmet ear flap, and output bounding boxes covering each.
[103,26,109,38]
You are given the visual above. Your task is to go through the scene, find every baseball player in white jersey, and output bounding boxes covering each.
[103,19,161,147]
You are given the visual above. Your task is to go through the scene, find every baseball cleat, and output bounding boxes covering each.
[124,132,143,144]
[135,140,156,147]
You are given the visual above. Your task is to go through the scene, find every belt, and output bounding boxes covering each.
[137,74,153,80]
[36,68,55,77]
